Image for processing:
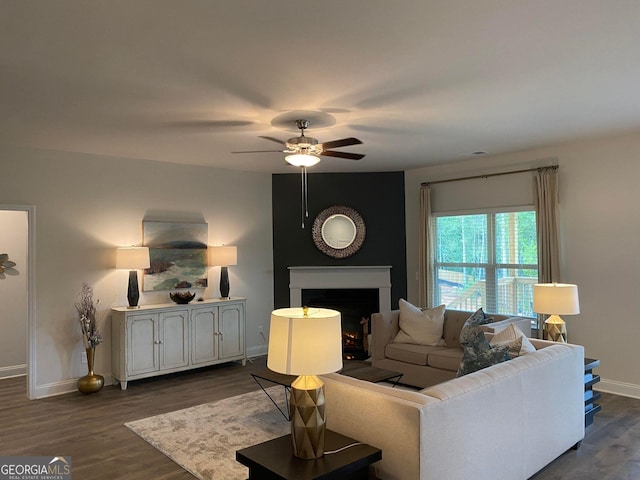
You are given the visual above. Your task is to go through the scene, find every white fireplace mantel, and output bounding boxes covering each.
[289,266,392,312]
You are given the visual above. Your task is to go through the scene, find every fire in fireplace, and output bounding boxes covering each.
[301,288,379,360]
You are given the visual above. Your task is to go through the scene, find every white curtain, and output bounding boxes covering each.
[534,166,561,335]
[418,185,433,308]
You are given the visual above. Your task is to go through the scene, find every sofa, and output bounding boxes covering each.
[371,308,532,388]
[323,338,585,480]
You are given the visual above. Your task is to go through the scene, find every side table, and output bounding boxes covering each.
[236,430,382,480]
[584,357,601,427]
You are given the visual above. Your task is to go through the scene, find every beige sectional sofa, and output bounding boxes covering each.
[371,308,532,388]
[323,338,585,480]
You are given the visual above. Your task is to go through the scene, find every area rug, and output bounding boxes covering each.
[125,387,290,480]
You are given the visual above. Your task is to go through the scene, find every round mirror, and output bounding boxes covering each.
[321,214,357,249]
[312,206,365,258]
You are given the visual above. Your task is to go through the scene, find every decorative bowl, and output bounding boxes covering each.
[169,291,196,304]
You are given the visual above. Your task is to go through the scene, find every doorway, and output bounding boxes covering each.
[0,205,35,399]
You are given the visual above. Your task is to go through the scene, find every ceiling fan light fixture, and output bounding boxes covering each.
[285,153,321,167]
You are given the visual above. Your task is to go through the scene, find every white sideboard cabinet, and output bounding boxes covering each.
[112,297,246,390]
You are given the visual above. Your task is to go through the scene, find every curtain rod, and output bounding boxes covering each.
[421,165,557,187]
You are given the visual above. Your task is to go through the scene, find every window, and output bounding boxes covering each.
[433,208,537,318]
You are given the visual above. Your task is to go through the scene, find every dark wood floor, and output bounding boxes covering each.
[1,356,639,479]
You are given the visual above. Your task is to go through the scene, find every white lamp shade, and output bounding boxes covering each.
[208,245,237,266]
[285,154,321,167]
[267,307,343,376]
[533,283,580,315]
[116,247,150,269]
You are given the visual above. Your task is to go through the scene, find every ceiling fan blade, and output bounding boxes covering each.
[320,137,363,150]
[321,150,366,161]
[165,120,257,129]
[231,149,284,154]
[259,136,286,145]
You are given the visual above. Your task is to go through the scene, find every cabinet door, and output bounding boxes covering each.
[219,303,245,359]
[191,307,218,364]
[159,310,190,370]
[127,313,159,376]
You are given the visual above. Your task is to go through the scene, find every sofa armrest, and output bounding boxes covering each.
[481,316,532,337]
[371,310,400,361]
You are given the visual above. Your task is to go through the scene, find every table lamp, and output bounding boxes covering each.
[116,247,150,308]
[267,307,343,459]
[533,283,580,343]
[208,246,237,299]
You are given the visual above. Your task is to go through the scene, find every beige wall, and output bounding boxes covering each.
[405,130,640,398]
[0,209,28,377]
[1,144,273,398]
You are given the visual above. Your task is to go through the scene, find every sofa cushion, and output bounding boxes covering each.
[393,299,446,346]
[426,348,464,371]
[456,330,509,377]
[490,323,536,358]
[442,312,468,349]
[385,342,448,366]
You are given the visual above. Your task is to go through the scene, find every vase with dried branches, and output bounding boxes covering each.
[76,283,104,394]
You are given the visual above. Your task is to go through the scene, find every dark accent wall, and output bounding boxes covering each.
[272,171,407,310]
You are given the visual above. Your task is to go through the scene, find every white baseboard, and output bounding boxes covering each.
[33,374,114,399]
[0,363,27,379]
[596,378,640,400]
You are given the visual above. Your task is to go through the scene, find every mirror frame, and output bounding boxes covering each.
[312,205,366,258]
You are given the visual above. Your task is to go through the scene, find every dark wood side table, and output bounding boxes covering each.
[236,430,382,480]
[584,357,601,427]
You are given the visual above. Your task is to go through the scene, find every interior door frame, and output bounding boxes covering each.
[1,205,36,399]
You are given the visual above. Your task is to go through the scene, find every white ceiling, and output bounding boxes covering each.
[2,0,640,174]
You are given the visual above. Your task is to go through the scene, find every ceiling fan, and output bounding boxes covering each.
[232,119,365,166]
[233,118,365,228]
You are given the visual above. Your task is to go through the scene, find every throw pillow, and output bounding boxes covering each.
[458,308,494,346]
[456,330,509,377]
[393,299,446,346]
[490,324,536,358]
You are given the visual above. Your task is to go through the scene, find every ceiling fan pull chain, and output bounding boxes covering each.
[304,166,309,219]
[301,167,306,228]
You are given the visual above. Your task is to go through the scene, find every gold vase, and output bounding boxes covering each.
[78,347,104,394]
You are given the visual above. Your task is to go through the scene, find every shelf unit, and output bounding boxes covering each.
[584,357,601,427]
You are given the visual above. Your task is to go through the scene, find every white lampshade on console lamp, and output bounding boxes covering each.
[533,283,580,343]
[208,246,237,299]
[116,247,150,308]
[267,307,343,459]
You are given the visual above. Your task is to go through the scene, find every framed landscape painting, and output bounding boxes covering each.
[143,221,208,291]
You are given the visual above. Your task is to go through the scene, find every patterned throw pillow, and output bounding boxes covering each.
[459,308,494,346]
[490,324,536,358]
[456,330,509,377]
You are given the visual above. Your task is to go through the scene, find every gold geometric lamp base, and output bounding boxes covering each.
[543,314,567,343]
[290,375,326,459]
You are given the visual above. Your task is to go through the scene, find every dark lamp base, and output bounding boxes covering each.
[127,270,140,308]
[219,266,230,299]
